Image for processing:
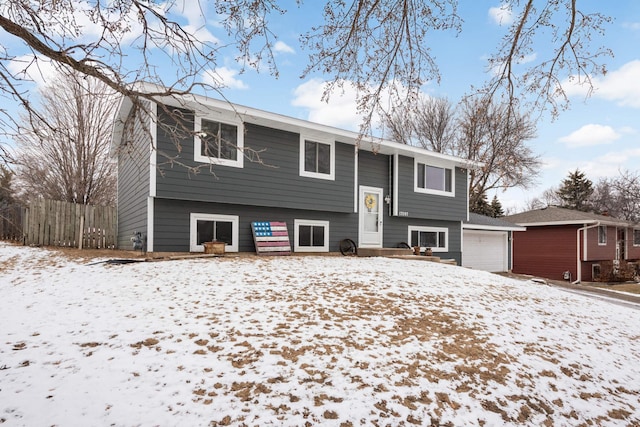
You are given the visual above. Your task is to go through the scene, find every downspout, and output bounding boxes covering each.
[572,222,600,284]
[388,155,393,217]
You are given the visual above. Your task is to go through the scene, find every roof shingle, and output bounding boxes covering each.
[503,206,634,226]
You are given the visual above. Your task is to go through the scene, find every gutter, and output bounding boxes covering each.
[572,221,600,284]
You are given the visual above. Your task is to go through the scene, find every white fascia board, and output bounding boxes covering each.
[463,224,526,232]
[515,219,626,227]
[149,101,157,198]
[134,83,479,169]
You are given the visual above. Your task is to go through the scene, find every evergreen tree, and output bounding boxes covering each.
[490,195,504,218]
[470,190,493,216]
[556,169,593,212]
[0,165,15,206]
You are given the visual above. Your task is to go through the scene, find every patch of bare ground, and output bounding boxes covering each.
[205,276,621,426]
[0,254,21,272]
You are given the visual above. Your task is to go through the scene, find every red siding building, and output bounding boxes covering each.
[504,206,640,282]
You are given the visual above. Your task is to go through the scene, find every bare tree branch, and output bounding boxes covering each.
[13,70,117,205]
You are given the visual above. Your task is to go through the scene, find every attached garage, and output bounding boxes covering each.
[463,213,526,272]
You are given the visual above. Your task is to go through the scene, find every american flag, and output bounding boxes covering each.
[251,221,291,255]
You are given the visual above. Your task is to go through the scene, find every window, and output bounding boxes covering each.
[634,229,640,246]
[408,226,448,252]
[415,161,454,196]
[299,136,335,180]
[598,225,607,245]
[194,117,244,168]
[190,213,239,252]
[294,220,329,252]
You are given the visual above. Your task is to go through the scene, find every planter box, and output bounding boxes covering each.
[203,241,225,255]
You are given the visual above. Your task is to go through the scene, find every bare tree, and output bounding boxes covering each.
[303,0,612,135]
[483,0,612,119]
[591,170,640,223]
[382,96,456,153]
[456,97,540,209]
[525,186,561,211]
[0,1,613,161]
[384,95,541,206]
[13,71,117,205]
[0,0,283,166]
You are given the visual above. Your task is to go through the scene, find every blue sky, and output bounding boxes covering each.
[205,1,640,212]
[3,1,640,212]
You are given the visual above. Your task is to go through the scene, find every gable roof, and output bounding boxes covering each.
[503,206,634,227]
[463,213,526,232]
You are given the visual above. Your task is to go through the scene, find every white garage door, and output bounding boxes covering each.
[463,230,508,272]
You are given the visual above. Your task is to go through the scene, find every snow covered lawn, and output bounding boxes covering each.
[1,243,639,426]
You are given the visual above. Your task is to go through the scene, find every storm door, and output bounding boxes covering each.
[358,186,383,248]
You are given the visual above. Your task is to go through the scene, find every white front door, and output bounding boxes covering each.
[359,186,384,248]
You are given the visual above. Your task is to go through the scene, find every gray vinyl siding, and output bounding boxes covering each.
[116,105,151,250]
[153,199,357,252]
[358,150,390,190]
[396,155,468,221]
[154,106,355,213]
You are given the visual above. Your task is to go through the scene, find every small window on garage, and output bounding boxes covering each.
[294,220,329,252]
[190,213,239,252]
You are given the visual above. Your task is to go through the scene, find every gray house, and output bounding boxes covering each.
[112,89,475,262]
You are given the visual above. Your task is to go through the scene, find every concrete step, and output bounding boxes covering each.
[356,247,413,257]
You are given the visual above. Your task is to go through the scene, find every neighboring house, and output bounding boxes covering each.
[112,89,477,262]
[504,206,640,282]
[462,213,526,272]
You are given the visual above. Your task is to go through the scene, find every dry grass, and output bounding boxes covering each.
[590,283,640,295]
[4,244,639,426]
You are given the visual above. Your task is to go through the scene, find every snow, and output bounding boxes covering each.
[1,242,639,426]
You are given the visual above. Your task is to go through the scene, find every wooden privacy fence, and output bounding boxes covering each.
[23,199,117,249]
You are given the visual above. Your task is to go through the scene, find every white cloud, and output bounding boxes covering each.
[488,5,513,26]
[592,60,640,108]
[274,41,295,54]
[597,148,640,165]
[292,79,435,133]
[66,0,151,45]
[622,22,640,31]
[558,124,621,148]
[580,148,640,179]
[516,53,537,65]
[202,67,248,90]
[564,60,640,107]
[292,79,361,130]
[172,0,220,45]
[7,55,59,89]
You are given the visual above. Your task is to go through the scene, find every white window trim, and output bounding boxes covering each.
[193,116,244,168]
[633,228,640,247]
[294,219,329,252]
[190,213,239,252]
[598,225,607,246]
[413,159,455,197]
[299,135,335,180]
[408,226,449,252]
